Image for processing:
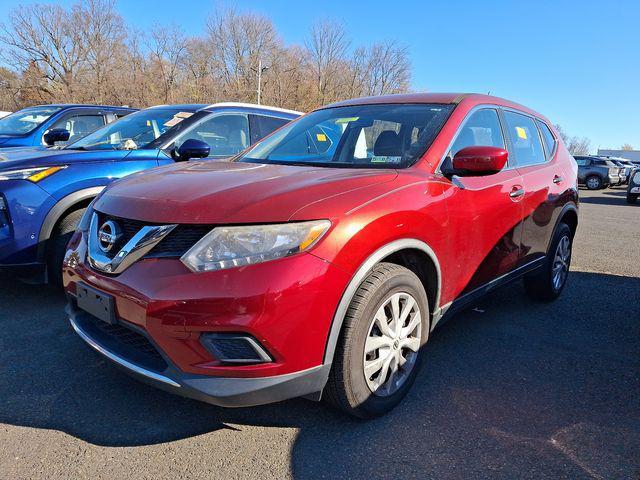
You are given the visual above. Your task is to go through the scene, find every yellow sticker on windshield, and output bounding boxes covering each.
[146,120,151,126]
[316,133,327,142]
[516,126,527,140]
[335,117,359,124]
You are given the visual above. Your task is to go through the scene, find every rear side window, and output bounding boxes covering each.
[449,109,505,157]
[575,158,589,166]
[502,111,545,167]
[537,120,556,159]
[249,115,289,144]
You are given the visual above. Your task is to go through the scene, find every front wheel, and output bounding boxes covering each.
[47,208,85,285]
[524,223,572,302]
[324,263,429,418]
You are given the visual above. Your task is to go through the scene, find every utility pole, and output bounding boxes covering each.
[256,60,269,105]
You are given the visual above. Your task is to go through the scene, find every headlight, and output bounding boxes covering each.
[0,166,66,182]
[181,220,331,272]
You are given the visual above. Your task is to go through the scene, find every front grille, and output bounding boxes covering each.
[76,310,167,372]
[95,211,211,259]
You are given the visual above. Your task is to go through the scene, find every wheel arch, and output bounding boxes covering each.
[322,238,442,366]
[547,202,578,255]
[37,186,104,262]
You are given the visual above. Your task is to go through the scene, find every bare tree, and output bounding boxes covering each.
[621,143,634,151]
[146,25,188,103]
[206,6,279,102]
[554,124,591,155]
[306,19,350,105]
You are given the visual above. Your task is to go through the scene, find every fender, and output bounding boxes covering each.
[322,238,442,366]
[546,201,578,255]
[37,186,105,261]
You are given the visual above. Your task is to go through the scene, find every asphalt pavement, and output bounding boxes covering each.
[0,187,638,479]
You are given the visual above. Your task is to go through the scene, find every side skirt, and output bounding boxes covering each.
[433,257,546,329]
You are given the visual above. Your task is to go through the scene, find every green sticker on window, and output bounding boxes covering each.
[371,156,402,163]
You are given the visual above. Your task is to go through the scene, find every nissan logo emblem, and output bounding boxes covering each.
[97,220,122,253]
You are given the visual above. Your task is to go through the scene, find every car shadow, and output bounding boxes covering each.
[0,272,639,478]
[579,189,634,205]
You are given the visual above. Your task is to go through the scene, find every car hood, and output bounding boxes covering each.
[0,148,146,170]
[95,161,397,224]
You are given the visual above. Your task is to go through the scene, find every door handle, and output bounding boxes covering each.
[509,187,525,199]
[553,175,563,184]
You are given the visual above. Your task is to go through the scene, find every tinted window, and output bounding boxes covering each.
[250,115,289,143]
[450,109,505,157]
[0,106,62,135]
[575,158,589,166]
[536,120,556,159]
[174,114,249,157]
[51,114,104,144]
[503,111,545,167]
[240,104,453,168]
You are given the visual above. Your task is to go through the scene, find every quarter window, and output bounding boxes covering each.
[449,109,505,157]
[175,114,250,157]
[502,111,545,167]
[537,120,556,159]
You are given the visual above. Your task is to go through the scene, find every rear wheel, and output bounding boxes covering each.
[325,263,429,418]
[585,175,602,190]
[627,193,638,204]
[47,208,85,285]
[524,223,572,302]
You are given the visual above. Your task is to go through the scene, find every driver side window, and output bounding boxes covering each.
[175,114,249,157]
[450,109,505,157]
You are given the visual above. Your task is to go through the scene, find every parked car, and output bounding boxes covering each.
[62,93,578,418]
[0,102,300,283]
[627,168,640,203]
[608,159,631,184]
[574,155,621,189]
[0,104,136,149]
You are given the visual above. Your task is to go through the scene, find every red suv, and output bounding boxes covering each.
[63,93,578,418]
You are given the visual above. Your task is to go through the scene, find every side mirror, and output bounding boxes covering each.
[43,128,71,146]
[176,139,210,161]
[450,146,508,176]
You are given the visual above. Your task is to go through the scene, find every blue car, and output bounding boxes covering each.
[0,104,136,149]
[0,102,301,282]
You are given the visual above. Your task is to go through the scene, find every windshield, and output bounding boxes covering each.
[0,106,62,135]
[238,103,453,168]
[67,108,195,151]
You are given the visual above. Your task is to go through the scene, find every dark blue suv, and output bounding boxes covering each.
[0,102,300,282]
[0,104,136,149]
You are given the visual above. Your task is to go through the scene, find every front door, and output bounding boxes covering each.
[443,108,525,299]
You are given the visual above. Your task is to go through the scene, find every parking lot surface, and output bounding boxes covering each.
[1,187,638,480]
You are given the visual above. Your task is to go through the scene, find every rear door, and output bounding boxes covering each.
[443,108,525,296]
[248,114,290,145]
[502,110,558,265]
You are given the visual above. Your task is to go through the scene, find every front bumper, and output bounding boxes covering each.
[67,303,331,407]
[0,179,55,266]
[63,235,351,405]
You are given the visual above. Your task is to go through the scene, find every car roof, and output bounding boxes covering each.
[31,104,136,110]
[146,104,209,111]
[201,102,303,117]
[320,92,546,120]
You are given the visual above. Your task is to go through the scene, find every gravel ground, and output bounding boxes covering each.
[0,187,638,480]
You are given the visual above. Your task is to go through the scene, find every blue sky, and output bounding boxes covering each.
[1,0,638,150]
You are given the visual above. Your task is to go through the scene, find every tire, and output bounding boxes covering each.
[324,262,429,418]
[627,193,638,204]
[524,223,572,302]
[47,208,85,285]
[585,175,602,190]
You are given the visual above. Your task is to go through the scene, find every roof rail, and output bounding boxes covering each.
[204,102,303,115]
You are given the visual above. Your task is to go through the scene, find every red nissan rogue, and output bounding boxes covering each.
[63,93,578,418]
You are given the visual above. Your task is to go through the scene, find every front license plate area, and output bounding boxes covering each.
[76,283,116,325]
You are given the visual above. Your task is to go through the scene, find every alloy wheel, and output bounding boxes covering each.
[586,177,600,189]
[363,292,422,397]
[552,235,571,291]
